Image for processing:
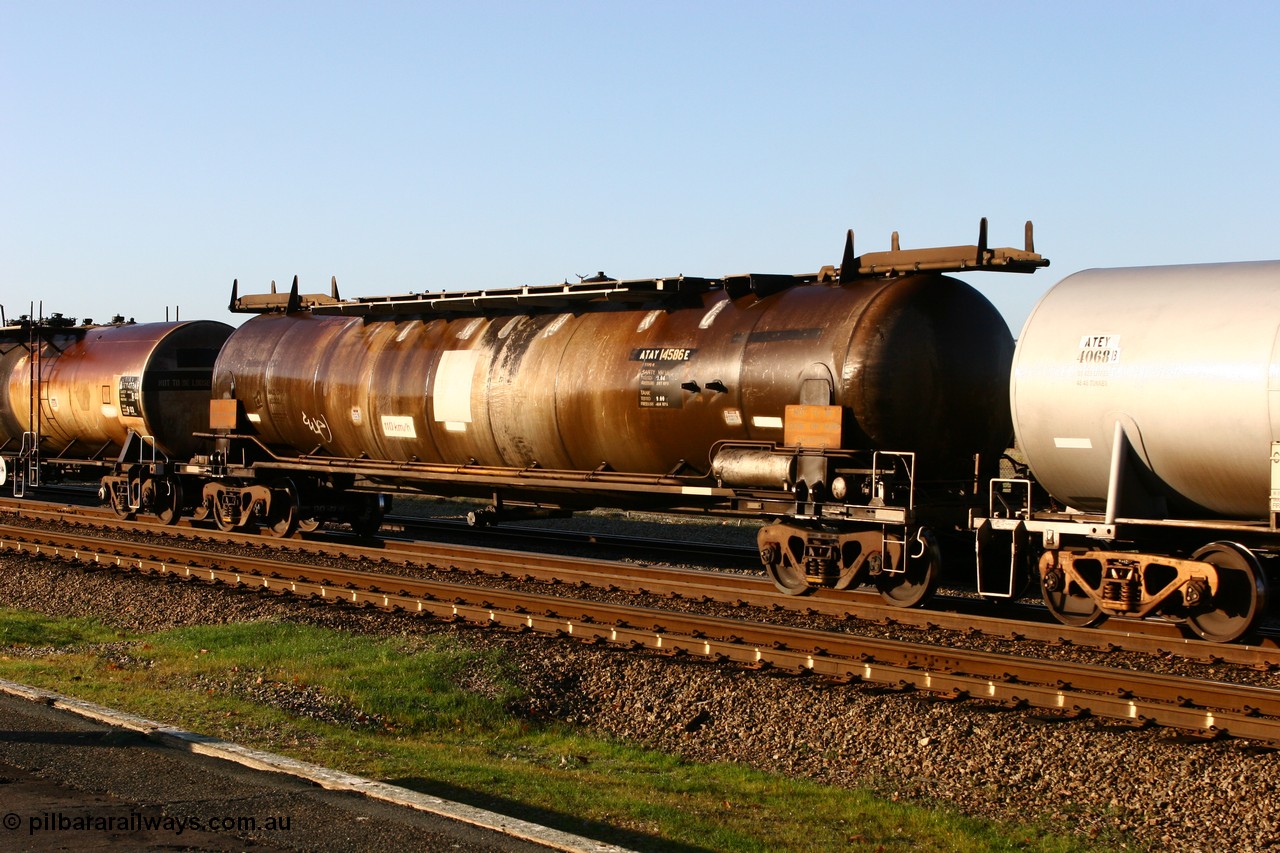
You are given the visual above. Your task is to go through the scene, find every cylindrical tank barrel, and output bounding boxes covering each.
[213,274,1014,480]
[711,447,798,489]
[0,321,234,460]
[1011,261,1280,519]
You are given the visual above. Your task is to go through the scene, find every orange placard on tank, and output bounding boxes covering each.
[209,398,239,430]
[784,404,842,448]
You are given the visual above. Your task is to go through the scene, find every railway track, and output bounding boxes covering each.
[6,485,759,565]
[4,496,1279,667]
[4,519,1280,746]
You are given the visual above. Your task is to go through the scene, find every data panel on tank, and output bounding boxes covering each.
[633,347,695,409]
[118,375,142,417]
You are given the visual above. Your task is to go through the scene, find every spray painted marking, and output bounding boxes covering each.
[302,412,333,443]
[1076,333,1120,387]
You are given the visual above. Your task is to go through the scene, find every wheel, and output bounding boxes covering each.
[876,527,941,607]
[1186,542,1267,643]
[761,539,811,595]
[144,477,183,525]
[262,480,300,538]
[1041,555,1105,627]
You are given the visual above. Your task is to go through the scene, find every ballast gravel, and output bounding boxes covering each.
[1,553,1278,852]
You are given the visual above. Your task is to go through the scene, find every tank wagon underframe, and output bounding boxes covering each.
[973,428,1280,646]
[113,426,953,605]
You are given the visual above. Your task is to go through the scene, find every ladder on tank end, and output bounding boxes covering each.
[10,432,40,498]
[112,431,166,513]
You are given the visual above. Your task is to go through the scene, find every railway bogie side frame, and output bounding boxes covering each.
[974,476,1277,643]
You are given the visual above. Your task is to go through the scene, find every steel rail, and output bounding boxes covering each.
[3,502,1279,668]
[3,525,1280,744]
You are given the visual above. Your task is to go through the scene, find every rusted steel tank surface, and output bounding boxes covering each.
[1012,260,1280,519]
[0,321,234,460]
[213,274,1014,480]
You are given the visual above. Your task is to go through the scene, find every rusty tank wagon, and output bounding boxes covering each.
[0,314,232,519]
[177,221,1045,605]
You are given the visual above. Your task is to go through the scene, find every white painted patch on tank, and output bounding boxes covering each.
[498,316,523,340]
[752,415,783,429]
[455,318,484,341]
[1053,437,1093,449]
[434,350,479,423]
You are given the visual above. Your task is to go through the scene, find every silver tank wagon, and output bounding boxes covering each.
[977,260,1280,642]
[1012,260,1280,520]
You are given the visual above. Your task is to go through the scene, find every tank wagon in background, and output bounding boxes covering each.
[0,314,232,518]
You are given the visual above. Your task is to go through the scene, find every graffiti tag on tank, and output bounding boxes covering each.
[302,412,333,443]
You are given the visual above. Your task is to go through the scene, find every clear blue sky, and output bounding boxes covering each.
[4,1,1278,333]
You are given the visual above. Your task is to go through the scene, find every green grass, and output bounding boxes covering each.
[0,607,1115,852]
[0,609,124,647]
